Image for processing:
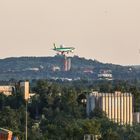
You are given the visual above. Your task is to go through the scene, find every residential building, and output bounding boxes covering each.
[0,86,15,96]
[98,70,113,80]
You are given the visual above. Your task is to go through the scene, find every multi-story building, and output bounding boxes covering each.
[0,86,15,96]
[20,81,35,101]
[98,70,113,80]
[86,91,133,125]
[20,81,30,101]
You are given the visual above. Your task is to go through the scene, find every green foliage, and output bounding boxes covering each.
[0,56,140,80]
[0,79,140,139]
[90,107,106,119]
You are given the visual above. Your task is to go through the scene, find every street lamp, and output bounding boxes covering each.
[20,81,30,140]
[25,100,28,140]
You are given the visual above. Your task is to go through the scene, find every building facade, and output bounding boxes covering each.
[84,134,101,140]
[64,57,71,71]
[0,86,14,96]
[86,91,133,125]
[0,128,13,140]
[20,81,30,101]
[133,112,140,124]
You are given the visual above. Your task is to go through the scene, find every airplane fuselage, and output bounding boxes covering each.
[53,47,74,52]
[53,44,75,55]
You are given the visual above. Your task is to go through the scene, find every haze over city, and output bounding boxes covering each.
[0,0,140,65]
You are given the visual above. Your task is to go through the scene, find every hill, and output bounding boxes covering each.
[0,55,139,81]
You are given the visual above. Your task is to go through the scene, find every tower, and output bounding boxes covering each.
[64,56,71,71]
[52,44,74,72]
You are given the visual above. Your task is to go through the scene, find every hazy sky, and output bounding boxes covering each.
[0,0,140,65]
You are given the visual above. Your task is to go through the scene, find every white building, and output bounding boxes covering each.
[98,70,113,80]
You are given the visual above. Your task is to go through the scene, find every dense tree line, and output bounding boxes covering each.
[0,80,140,139]
[0,56,140,80]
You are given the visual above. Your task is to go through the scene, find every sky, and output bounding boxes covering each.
[0,0,140,65]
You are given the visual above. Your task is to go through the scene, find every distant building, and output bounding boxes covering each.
[12,136,19,140]
[67,58,71,71]
[20,81,36,100]
[64,57,71,71]
[0,128,13,140]
[84,134,101,140]
[86,91,133,125]
[133,112,140,124]
[20,81,30,101]
[52,66,61,72]
[83,68,93,74]
[0,86,15,96]
[98,70,113,80]
[23,67,39,71]
[86,92,101,116]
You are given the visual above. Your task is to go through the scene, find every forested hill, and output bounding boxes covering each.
[0,55,139,80]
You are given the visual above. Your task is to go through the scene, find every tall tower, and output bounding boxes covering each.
[64,55,68,71]
[67,58,71,71]
[52,44,74,72]
[20,81,30,101]
[64,56,71,71]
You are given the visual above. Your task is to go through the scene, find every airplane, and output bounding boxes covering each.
[53,43,75,55]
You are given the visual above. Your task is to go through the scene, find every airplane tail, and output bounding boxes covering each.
[53,43,56,49]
